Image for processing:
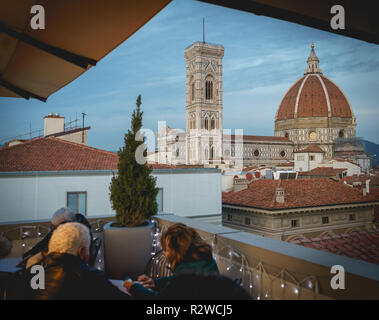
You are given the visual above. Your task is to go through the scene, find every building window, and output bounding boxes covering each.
[227,214,233,222]
[280,150,286,158]
[191,82,195,101]
[254,149,259,157]
[176,149,180,157]
[205,79,213,100]
[322,216,329,224]
[204,117,209,130]
[245,217,250,225]
[310,155,315,161]
[67,192,87,215]
[211,118,215,130]
[349,214,356,221]
[297,155,304,161]
[291,219,299,228]
[157,188,163,212]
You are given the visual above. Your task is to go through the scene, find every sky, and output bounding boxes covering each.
[1,0,379,151]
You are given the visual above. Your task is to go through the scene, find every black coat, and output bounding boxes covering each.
[26,253,130,300]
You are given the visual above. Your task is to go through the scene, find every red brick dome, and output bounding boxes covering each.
[276,44,353,121]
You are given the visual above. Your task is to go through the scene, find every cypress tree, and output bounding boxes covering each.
[109,95,158,227]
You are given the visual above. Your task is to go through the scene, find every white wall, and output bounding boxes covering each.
[294,152,324,172]
[0,169,221,223]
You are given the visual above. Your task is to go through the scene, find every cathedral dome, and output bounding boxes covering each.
[275,44,353,121]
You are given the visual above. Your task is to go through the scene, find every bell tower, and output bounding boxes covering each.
[184,41,224,164]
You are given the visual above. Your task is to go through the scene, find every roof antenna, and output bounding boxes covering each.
[203,17,205,43]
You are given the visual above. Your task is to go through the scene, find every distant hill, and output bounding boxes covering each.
[364,140,379,167]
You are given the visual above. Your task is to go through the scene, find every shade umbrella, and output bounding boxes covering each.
[0,0,171,102]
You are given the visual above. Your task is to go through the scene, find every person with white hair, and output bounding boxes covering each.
[31,222,130,300]
[19,207,76,269]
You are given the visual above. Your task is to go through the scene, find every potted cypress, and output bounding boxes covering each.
[104,95,158,279]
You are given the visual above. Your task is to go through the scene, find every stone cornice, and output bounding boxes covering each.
[222,201,379,216]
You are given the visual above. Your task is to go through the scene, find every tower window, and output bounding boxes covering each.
[205,79,213,100]
[280,150,286,157]
[204,118,209,130]
[211,118,215,130]
[254,149,260,157]
[191,82,195,101]
[210,146,214,160]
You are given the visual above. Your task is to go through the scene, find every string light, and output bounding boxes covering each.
[2,218,321,300]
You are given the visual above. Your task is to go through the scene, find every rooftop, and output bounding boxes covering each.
[222,178,379,210]
[0,137,118,172]
[287,230,379,265]
[298,167,347,177]
[0,137,211,173]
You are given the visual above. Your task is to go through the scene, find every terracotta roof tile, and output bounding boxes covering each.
[289,230,379,265]
[0,139,205,172]
[276,74,352,121]
[0,137,118,171]
[222,178,379,210]
[299,167,347,177]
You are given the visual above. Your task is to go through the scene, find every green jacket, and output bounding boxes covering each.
[130,258,219,299]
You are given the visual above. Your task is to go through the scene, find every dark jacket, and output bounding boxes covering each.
[130,258,219,299]
[27,253,130,300]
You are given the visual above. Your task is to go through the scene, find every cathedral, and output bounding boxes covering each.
[155,41,367,169]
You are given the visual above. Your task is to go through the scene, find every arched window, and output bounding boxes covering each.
[191,81,195,101]
[210,146,214,160]
[339,130,345,138]
[205,76,214,100]
[204,117,209,130]
[210,117,215,130]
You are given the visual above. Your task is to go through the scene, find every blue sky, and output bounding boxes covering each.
[1,0,379,151]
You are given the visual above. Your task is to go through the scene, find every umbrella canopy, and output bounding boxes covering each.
[0,0,171,101]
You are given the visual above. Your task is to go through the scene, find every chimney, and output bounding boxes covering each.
[275,187,285,203]
[233,178,249,192]
[44,113,64,136]
[366,179,370,195]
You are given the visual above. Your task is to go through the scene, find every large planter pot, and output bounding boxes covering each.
[103,221,154,280]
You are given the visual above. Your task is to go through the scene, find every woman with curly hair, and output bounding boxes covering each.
[124,223,219,298]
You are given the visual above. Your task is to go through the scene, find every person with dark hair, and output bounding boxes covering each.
[124,223,219,298]
[158,273,251,300]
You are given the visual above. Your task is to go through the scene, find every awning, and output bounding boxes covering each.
[0,0,171,102]
[199,0,379,45]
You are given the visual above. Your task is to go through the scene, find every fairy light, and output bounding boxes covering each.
[281,283,285,288]
[294,288,299,295]
[257,296,260,300]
